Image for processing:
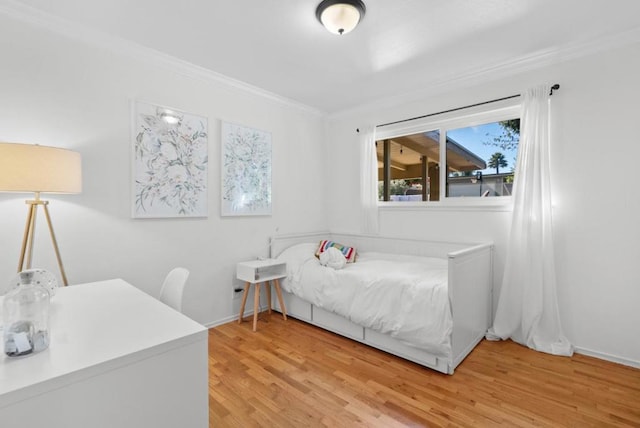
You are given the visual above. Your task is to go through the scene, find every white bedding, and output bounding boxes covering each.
[276,243,452,356]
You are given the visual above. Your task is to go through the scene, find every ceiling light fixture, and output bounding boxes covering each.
[316,0,366,35]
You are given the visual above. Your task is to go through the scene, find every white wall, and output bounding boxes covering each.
[325,42,640,366]
[0,13,327,326]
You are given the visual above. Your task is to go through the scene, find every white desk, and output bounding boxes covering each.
[0,279,208,428]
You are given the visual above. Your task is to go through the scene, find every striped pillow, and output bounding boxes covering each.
[315,240,357,263]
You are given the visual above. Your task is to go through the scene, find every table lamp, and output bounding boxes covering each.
[0,142,82,286]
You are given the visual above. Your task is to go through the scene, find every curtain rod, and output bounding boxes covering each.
[369,83,560,130]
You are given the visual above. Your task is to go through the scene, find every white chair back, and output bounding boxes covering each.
[159,267,189,312]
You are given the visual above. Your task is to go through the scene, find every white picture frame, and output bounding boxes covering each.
[221,122,272,216]
[132,100,208,218]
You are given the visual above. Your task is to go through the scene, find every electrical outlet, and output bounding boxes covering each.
[232,287,244,300]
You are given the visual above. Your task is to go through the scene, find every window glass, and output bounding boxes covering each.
[376,130,440,201]
[446,119,519,198]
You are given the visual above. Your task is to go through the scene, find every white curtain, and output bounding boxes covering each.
[359,126,379,235]
[486,84,573,356]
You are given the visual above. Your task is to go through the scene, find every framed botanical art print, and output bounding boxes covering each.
[132,101,208,218]
[221,122,272,216]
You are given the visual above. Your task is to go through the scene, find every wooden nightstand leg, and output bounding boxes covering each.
[266,281,272,314]
[238,282,250,323]
[273,278,287,321]
[253,282,260,332]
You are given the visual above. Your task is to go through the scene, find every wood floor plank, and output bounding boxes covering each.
[209,313,640,427]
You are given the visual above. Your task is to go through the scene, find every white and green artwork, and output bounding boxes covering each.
[221,122,271,216]
[132,101,208,218]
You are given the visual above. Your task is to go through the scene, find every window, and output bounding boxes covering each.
[375,102,520,203]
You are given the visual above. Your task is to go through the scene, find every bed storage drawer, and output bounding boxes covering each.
[312,307,364,341]
[273,292,312,321]
[364,328,438,367]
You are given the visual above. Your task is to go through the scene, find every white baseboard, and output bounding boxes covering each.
[203,305,268,329]
[574,346,640,369]
[203,316,235,329]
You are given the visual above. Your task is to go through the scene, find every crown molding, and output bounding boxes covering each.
[3,0,640,119]
[0,0,325,117]
[329,25,640,119]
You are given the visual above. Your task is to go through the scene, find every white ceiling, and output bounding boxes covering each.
[14,0,640,113]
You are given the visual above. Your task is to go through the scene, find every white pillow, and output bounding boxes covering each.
[276,243,318,266]
[319,247,347,270]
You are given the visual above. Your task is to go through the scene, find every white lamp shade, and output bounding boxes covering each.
[319,3,363,35]
[0,142,82,194]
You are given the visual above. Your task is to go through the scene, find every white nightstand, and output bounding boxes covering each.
[236,259,287,331]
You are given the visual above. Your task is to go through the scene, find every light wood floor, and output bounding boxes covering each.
[209,313,640,427]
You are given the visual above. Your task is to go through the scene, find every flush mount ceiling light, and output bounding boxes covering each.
[316,0,366,35]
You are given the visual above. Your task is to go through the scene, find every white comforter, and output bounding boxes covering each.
[276,243,452,357]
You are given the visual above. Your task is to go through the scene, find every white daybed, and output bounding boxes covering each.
[269,232,493,375]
